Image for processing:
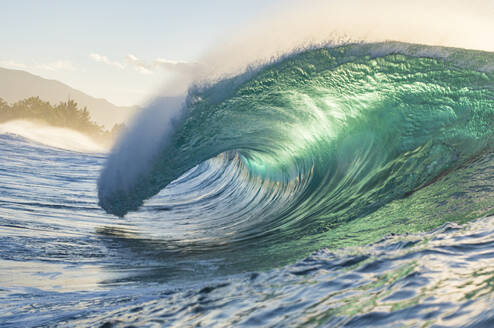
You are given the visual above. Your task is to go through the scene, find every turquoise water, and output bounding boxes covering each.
[100,42,494,267]
[2,42,494,327]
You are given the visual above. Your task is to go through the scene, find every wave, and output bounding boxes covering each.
[98,42,494,257]
[0,120,105,153]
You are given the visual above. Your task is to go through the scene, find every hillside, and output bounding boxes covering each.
[0,67,136,127]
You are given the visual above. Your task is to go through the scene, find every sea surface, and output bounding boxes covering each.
[2,42,494,327]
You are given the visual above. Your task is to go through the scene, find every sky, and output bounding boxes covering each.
[1,0,292,107]
[2,1,493,107]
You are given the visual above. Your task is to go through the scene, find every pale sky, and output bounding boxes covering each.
[1,1,292,106]
[3,1,493,107]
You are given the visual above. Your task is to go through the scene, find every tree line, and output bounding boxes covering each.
[0,96,125,143]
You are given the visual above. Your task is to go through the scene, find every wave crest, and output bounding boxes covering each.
[98,43,494,252]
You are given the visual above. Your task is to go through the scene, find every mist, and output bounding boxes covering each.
[0,120,106,153]
[196,0,493,80]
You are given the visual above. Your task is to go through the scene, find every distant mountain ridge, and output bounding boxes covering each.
[0,67,136,127]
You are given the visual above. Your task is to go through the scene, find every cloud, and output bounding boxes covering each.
[154,58,196,74]
[125,53,197,75]
[90,53,197,75]
[89,53,125,69]
[0,60,28,70]
[35,60,76,71]
[1,59,76,71]
[124,54,153,74]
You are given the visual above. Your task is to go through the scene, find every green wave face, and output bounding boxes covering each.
[98,42,494,267]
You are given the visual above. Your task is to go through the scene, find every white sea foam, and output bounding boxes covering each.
[0,120,105,153]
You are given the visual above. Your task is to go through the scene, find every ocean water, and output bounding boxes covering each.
[2,42,494,327]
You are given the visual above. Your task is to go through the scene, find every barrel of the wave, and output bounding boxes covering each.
[97,42,494,248]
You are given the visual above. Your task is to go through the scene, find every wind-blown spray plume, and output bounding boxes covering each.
[98,0,494,223]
